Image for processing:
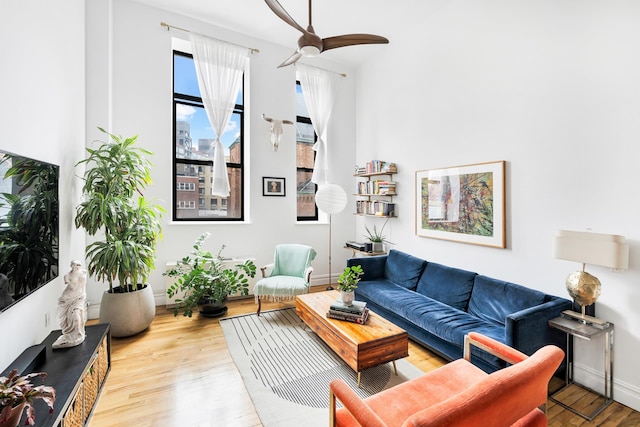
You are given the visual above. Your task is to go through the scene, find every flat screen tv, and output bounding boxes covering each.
[0,151,59,312]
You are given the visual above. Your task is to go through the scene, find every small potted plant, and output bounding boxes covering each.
[337,265,364,306]
[165,233,257,318]
[364,219,391,253]
[0,370,55,427]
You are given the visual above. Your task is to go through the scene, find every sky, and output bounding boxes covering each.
[174,54,313,152]
[174,54,243,152]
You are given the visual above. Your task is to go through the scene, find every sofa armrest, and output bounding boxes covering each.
[464,332,528,365]
[347,255,387,281]
[305,266,314,283]
[505,298,572,355]
[329,379,387,427]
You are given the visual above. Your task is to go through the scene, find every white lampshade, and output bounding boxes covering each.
[300,45,321,57]
[315,184,347,215]
[553,230,629,269]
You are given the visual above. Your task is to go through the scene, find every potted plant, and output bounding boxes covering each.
[0,370,55,427]
[364,219,391,253]
[337,265,364,306]
[165,232,257,318]
[74,128,165,337]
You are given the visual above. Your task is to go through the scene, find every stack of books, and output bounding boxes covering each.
[327,299,370,324]
[376,180,397,195]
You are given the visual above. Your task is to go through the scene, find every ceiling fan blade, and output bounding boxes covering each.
[322,34,389,52]
[264,0,307,34]
[277,51,303,68]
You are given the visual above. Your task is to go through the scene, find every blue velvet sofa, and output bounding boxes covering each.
[347,249,571,373]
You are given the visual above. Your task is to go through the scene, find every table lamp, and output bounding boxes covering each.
[553,230,629,325]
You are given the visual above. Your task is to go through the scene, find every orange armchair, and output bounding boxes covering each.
[329,332,564,427]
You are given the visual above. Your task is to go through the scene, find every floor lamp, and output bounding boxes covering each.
[315,184,347,291]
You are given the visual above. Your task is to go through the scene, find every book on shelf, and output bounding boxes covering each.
[355,162,397,176]
[356,200,396,217]
[330,299,367,315]
[327,308,370,324]
[382,163,397,173]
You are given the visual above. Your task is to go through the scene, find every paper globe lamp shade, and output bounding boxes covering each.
[315,184,347,214]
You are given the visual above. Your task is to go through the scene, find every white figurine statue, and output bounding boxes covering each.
[53,260,87,349]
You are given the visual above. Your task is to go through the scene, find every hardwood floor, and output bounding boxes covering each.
[88,290,640,426]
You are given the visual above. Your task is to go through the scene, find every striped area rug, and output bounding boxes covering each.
[220,307,423,427]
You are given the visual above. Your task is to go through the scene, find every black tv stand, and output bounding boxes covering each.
[1,324,111,426]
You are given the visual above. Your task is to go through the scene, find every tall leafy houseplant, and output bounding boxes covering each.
[75,128,164,292]
[75,128,164,337]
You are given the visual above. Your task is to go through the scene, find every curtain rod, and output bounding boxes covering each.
[160,22,260,54]
[296,63,346,78]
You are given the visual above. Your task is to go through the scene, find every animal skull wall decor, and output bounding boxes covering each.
[263,113,293,152]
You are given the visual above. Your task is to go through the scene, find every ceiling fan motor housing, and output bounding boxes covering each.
[298,26,323,56]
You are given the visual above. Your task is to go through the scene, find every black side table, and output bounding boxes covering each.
[548,314,614,420]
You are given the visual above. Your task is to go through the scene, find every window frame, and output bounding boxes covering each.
[172,50,245,222]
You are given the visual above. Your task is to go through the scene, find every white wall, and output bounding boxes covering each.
[83,0,357,314]
[354,0,640,411]
[0,0,86,369]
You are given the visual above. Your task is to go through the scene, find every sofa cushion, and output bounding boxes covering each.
[468,275,547,326]
[399,294,503,345]
[356,280,419,314]
[384,250,427,290]
[393,291,506,367]
[415,262,476,311]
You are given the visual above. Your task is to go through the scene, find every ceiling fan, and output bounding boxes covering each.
[264,0,389,68]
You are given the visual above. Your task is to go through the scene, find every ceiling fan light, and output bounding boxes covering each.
[300,45,321,57]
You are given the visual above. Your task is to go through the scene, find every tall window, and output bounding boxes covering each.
[172,51,244,221]
[296,82,317,221]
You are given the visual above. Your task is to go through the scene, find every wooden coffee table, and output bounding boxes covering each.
[296,290,409,387]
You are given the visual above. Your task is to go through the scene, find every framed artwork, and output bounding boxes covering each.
[415,160,506,248]
[263,177,286,197]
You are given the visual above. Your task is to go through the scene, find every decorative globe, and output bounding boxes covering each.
[565,271,601,307]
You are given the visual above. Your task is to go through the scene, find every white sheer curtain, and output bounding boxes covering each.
[190,33,248,196]
[297,64,342,185]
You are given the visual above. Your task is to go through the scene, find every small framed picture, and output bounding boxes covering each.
[263,177,286,197]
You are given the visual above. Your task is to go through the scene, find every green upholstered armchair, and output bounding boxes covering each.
[254,244,316,315]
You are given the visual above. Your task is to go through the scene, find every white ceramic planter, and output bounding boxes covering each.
[99,284,155,337]
[341,290,355,306]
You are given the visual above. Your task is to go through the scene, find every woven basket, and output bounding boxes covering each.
[83,361,100,422]
[98,337,108,385]
[62,386,83,427]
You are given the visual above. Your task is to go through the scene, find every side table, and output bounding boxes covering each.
[548,314,614,420]
[344,246,386,257]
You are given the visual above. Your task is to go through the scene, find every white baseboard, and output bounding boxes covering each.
[573,362,640,412]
